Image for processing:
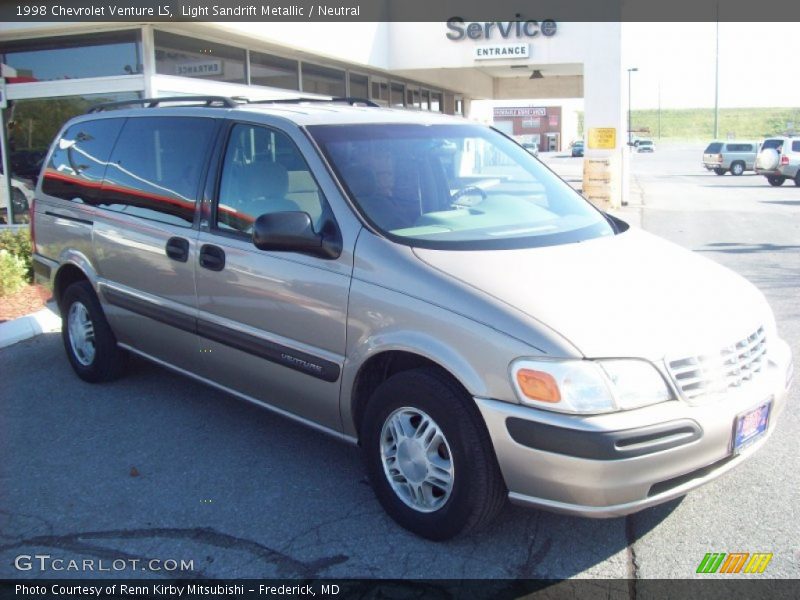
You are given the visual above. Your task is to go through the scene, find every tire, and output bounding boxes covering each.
[361,367,506,541]
[61,280,127,383]
[730,162,745,176]
[794,172,800,187]
[713,168,726,175]
[766,176,786,187]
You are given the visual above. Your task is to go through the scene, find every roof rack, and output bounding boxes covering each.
[87,96,241,113]
[250,97,380,108]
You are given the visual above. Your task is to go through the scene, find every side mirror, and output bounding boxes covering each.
[252,211,341,259]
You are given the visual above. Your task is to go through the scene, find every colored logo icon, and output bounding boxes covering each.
[697,552,773,574]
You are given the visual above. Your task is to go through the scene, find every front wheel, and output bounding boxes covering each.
[767,176,786,187]
[730,162,745,176]
[794,172,800,187]
[61,280,128,383]
[361,368,506,540]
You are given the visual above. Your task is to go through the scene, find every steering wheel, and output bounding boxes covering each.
[450,185,487,207]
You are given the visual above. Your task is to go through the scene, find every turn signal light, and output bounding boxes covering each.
[516,369,561,403]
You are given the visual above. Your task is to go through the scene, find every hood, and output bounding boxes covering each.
[412,228,771,361]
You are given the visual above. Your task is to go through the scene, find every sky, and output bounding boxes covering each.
[622,23,800,109]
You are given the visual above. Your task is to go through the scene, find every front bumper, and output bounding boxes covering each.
[476,339,792,518]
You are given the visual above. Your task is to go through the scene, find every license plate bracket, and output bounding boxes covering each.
[732,401,771,454]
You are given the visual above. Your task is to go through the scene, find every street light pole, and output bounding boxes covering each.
[713,14,719,139]
[627,67,638,145]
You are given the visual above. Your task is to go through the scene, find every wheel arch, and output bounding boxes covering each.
[347,345,482,442]
[53,253,99,311]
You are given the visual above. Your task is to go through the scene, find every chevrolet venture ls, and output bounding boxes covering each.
[32,97,793,540]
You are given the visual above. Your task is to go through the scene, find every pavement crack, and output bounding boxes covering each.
[624,515,639,598]
[0,526,347,577]
[516,512,552,578]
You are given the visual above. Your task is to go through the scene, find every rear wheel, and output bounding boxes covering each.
[713,168,726,175]
[361,367,506,540]
[61,280,127,383]
[730,162,745,176]
[767,176,786,187]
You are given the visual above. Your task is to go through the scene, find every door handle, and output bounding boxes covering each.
[199,244,226,271]
[165,237,189,262]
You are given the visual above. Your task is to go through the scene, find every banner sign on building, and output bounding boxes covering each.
[493,107,547,118]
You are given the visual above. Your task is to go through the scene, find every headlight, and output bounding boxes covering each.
[510,358,673,414]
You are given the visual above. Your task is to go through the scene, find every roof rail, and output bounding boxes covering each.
[251,97,380,108]
[87,96,241,113]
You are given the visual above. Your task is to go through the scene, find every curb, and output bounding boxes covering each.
[0,303,61,349]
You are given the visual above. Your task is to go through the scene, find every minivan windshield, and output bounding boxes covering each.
[308,123,614,250]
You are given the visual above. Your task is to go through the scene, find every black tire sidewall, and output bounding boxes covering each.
[361,369,497,540]
[61,281,123,383]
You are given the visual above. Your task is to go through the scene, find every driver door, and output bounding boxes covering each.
[194,122,351,432]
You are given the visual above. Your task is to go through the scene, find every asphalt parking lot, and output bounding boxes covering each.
[1,143,798,581]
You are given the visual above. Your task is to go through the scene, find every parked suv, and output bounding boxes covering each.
[702,141,758,176]
[755,137,800,186]
[32,97,793,540]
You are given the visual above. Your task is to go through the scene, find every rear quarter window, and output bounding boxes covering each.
[42,118,125,203]
[792,141,800,152]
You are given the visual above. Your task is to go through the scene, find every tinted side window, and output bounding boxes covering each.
[101,117,215,227]
[42,118,124,203]
[792,141,800,152]
[705,143,723,153]
[727,143,753,152]
[216,123,328,234]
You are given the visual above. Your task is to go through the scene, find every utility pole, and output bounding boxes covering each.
[658,79,662,140]
[713,5,720,139]
[627,67,638,145]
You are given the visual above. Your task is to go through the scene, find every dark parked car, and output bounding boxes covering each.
[571,141,584,157]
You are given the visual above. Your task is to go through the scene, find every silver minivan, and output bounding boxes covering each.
[32,98,793,540]
[702,141,758,176]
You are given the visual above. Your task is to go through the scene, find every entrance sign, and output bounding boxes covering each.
[474,44,529,60]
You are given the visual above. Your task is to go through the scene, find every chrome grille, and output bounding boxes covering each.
[667,327,767,400]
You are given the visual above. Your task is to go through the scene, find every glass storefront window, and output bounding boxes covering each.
[349,73,369,99]
[3,92,141,223]
[250,52,298,90]
[431,92,443,113]
[301,63,345,97]
[154,30,246,84]
[0,31,142,83]
[390,83,405,108]
[370,78,388,104]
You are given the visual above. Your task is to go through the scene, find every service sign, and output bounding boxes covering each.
[474,43,529,60]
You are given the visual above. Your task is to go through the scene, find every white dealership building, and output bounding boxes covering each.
[0,20,629,219]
